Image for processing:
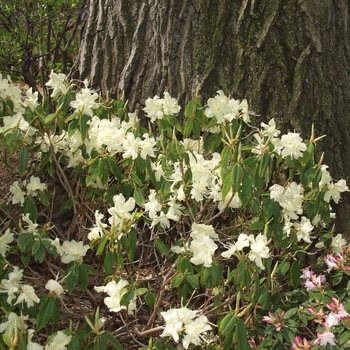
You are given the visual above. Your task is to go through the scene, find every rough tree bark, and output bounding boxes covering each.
[71,0,350,236]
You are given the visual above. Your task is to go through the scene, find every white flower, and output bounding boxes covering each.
[160,308,184,342]
[261,118,280,137]
[331,234,347,254]
[270,182,304,220]
[60,240,90,264]
[10,181,26,205]
[280,132,307,159]
[15,284,40,308]
[87,210,107,240]
[161,307,211,349]
[248,234,270,270]
[205,90,231,124]
[107,193,135,227]
[150,211,171,230]
[27,329,44,350]
[94,279,136,314]
[22,213,39,234]
[26,175,47,196]
[190,235,218,267]
[183,315,212,349]
[0,312,28,336]
[45,70,67,97]
[45,331,71,350]
[144,190,162,219]
[163,91,181,115]
[324,179,349,204]
[45,279,64,297]
[70,83,99,117]
[319,165,332,188]
[295,216,314,243]
[143,92,180,122]
[143,95,164,122]
[0,266,24,303]
[23,88,39,112]
[221,233,250,258]
[218,191,242,211]
[0,228,14,257]
[0,112,33,135]
[190,223,218,239]
[190,223,218,267]
[139,133,157,159]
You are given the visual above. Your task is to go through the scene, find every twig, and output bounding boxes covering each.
[49,142,77,240]
[145,260,178,329]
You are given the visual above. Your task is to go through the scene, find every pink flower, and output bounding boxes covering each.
[307,306,324,324]
[326,298,349,319]
[300,267,314,280]
[291,336,312,350]
[313,331,336,347]
[262,310,285,332]
[303,274,326,291]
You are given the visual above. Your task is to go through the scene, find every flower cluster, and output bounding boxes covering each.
[9,175,47,206]
[143,92,181,122]
[160,307,212,349]
[1,72,350,349]
[204,90,249,124]
[94,279,136,314]
[221,233,270,270]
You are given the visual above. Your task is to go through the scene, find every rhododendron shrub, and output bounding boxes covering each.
[0,71,350,349]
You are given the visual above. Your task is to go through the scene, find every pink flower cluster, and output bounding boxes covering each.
[324,252,350,273]
[262,310,285,332]
[300,267,326,291]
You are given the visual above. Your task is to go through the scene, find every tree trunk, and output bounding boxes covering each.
[71,0,350,236]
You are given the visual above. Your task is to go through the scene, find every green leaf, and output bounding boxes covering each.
[156,239,170,255]
[221,168,234,201]
[77,266,88,291]
[219,313,237,335]
[79,114,91,140]
[258,152,271,178]
[102,331,123,349]
[104,251,117,275]
[23,198,38,222]
[232,163,243,193]
[120,290,135,307]
[145,157,157,185]
[18,146,28,176]
[234,318,249,350]
[65,265,78,294]
[290,261,300,287]
[145,292,156,308]
[172,273,184,288]
[134,189,144,206]
[108,157,122,182]
[37,298,55,331]
[186,274,199,289]
[44,113,57,124]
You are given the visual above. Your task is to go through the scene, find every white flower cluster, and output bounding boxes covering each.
[205,90,250,124]
[0,228,14,257]
[143,92,181,122]
[252,118,308,160]
[0,74,40,139]
[52,238,90,264]
[189,223,218,268]
[269,165,349,244]
[161,307,212,349]
[88,193,136,240]
[0,266,39,307]
[221,233,270,270]
[94,279,136,314]
[9,175,47,206]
